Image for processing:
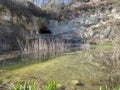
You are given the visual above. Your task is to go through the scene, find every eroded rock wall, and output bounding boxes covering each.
[48,0,119,45]
[0,0,119,53]
[0,0,49,53]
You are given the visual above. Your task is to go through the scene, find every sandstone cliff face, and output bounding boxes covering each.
[0,0,50,53]
[0,0,119,53]
[48,0,120,44]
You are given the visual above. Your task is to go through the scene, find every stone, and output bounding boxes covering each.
[0,69,3,73]
[103,26,112,38]
[71,80,84,86]
[30,75,38,79]
[0,80,3,88]
[57,84,65,90]
[71,86,77,90]
[48,20,74,35]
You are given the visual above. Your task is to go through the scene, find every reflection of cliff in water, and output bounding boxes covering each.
[0,43,112,71]
[0,35,65,70]
[24,34,65,58]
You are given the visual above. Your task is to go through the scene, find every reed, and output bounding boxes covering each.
[99,85,120,90]
[13,80,35,90]
[44,80,56,90]
[12,80,57,90]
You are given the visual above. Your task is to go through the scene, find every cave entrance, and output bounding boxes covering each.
[39,26,51,34]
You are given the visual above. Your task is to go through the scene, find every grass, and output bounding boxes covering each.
[99,85,120,90]
[12,80,56,90]
[12,80,120,90]
[44,80,56,90]
[13,80,35,90]
[90,41,113,51]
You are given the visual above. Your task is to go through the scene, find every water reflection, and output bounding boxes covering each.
[0,51,63,70]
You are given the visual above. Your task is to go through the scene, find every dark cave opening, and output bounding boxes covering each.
[39,26,51,34]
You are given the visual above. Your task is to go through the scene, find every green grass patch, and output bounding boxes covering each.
[13,80,35,90]
[99,85,120,90]
[44,80,56,90]
[90,41,113,51]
